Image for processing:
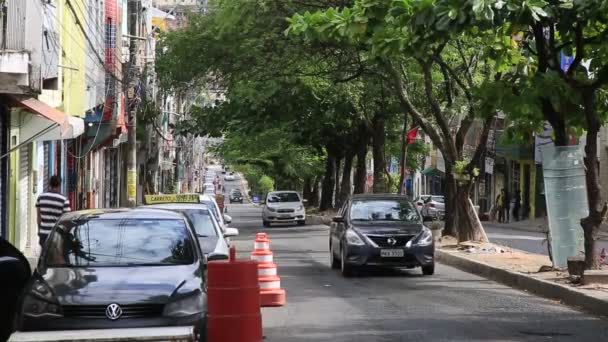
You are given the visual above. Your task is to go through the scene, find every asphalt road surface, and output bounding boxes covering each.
[218,175,608,342]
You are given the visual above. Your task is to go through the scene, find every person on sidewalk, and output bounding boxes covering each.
[36,175,71,247]
[503,189,510,223]
[496,189,505,223]
[513,190,521,222]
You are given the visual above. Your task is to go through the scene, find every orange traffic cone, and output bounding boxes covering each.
[250,232,286,306]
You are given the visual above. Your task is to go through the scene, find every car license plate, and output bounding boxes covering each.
[280,214,292,218]
[381,249,404,257]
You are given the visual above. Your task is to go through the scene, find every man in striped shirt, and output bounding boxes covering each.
[36,175,71,247]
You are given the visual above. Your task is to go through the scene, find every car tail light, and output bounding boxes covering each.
[427,203,435,208]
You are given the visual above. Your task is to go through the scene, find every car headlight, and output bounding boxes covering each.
[410,227,433,247]
[163,291,206,317]
[345,229,365,246]
[296,205,303,211]
[267,207,277,212]
[22,280,61,317]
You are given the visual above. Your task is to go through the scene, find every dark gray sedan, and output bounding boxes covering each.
[330,194,435,277]
[17,209,207,341]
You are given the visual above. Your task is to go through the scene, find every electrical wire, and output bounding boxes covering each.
[65,0,125,84]
[35,0,115,81]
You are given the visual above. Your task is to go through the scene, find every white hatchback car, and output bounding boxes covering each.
[262,191,306,227]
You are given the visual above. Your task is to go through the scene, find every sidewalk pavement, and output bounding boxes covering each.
[484,217,608,240]
[436,243,608,318]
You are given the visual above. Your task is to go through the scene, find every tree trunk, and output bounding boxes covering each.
[320,153,336,211]
[455,181,488,242]
[443,163,457,237]
[581,91,603,269]
[398,114,408,195]
[303,177,312,203]
[354,128,369,194]
[338,152,354,206]
[371,113,389,193]
[334,157,342,206]
[310,175,320,207]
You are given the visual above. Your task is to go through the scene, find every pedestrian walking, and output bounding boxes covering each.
[503,189,510,223]
[496,189,504,223]
[36,175,71,247]
[513,190,521,221]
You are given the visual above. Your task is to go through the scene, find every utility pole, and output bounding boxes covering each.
[126,0,141,207]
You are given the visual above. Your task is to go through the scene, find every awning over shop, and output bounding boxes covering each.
[421,166,442,177]
[13,96,85,142]
[80,123,119,153]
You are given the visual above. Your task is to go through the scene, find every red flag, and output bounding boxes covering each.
[406,126,419,144]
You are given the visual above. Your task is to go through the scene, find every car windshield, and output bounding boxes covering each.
[268,192,300,203]
[203,200,221,222]
[350,200,420,222]
[177,209,218,237]
[45,219,195,267]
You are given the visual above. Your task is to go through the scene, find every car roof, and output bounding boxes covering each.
[351,193,411,201]
[60,208,186,221]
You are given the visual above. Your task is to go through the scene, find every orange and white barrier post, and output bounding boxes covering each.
[251,232,286,306]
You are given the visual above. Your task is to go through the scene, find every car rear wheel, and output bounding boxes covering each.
[262,220,270,227]
[340,246,354,277]
[329,241,340,269]
[422,263,435,276]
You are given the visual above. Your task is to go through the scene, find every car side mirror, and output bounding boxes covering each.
[224,214,232,224]
[302,199,309,204]
[224,227,239,238]
[332,216,345,223]
[207,252,229,261]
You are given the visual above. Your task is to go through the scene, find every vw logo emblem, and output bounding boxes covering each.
[105,303,123,320]
[387,237,397,246]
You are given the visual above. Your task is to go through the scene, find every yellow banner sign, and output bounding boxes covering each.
[144,194,200,204]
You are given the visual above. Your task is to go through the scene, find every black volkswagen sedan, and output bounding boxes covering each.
[329,194,435,277]
[17,208,207,341]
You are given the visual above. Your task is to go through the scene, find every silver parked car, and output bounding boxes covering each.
[142,203,238,260]
[419,195,445,221]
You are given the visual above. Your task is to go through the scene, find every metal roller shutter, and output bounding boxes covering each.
[18,144,31,248]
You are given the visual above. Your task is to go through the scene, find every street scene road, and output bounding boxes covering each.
[4,1,608,341]
[222,176,608,342]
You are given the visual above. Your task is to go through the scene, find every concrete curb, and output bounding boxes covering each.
[436,249,608,317]
[306,214,332,226]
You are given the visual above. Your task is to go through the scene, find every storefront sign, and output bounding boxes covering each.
[127,169,136,202]
[485,157,494,175]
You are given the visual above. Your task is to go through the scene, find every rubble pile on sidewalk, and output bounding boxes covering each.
[438,235,608,292]
[439,236,550,273]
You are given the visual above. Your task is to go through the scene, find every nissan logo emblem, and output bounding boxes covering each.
[387,237,397,246]
[105,303,123,320]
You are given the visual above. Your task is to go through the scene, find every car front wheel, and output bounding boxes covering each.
[329,241,340,269]
[263,220,270,227]
[422,263,435,276]
[297,220,306,226]
[340,245,354,277]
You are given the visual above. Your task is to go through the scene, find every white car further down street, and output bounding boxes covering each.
[262,191,306,227]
